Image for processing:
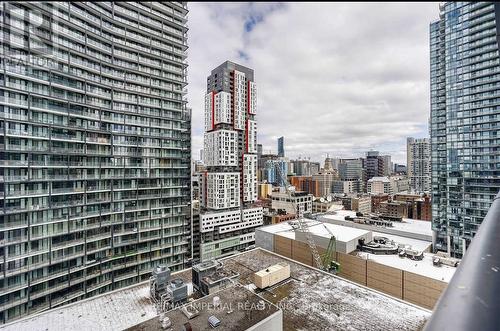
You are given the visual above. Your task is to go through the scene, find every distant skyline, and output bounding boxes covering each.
[187,3,438,164]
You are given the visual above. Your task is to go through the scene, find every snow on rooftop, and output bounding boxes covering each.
[372,232,432,252]
[3,249,432,331]
[357,252,456,283]
[258,218,369,242]
[308,221,369,242]
[1,283,155,331]
[368,176,390,182]
[230,249,430,330]
[322,210,433,237]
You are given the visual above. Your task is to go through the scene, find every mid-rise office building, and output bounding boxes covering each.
[0,2,191,323]
[199,61,263,261]
[381,155,392,176]
[394,163,407,174]
[365,151,384,181]
[270,190,313,217]
[394,193,432,221]
[289,175,317,196]
[407,137,431,193]
[341,195,372,215]
[338,158,364,180]
[337,158,365,193]
[258,153,278,172]
[430,2,500,256]
[332,179,363,194]
[367,176,409,195]
[289,158,317,176]
[264,158,288,187]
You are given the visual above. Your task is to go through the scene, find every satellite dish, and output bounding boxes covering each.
[326,196,332,202]
[320,197,325,203]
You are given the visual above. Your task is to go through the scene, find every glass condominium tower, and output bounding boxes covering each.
[430,2,500,257]
[0,2,190,323]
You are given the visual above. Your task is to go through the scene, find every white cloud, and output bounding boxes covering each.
[187,3,438,164]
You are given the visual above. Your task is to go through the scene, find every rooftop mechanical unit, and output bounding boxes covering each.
[181,304,200,319]
[192,260,221,291]
[150,266,192,312]
[357,238,399,255]
[208,315,221,328]
[254,263,290,289]
[167,278,188,304]
[150,265,171,297]
[399,248,424,261]
[192,260,239,296]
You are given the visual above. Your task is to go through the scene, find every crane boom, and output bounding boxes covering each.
[274,164,323,270]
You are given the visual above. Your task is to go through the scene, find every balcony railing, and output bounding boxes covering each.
[425,191,500,330]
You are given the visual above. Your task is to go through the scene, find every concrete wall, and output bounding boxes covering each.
[274,236,293,259]
[255,228,274,252]
[268,235,447,310]
[248,310,283,331]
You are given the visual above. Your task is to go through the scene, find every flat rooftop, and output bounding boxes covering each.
[0,269,192,331]
[372,231,432,252]
[3,249,431,331]
[257,218,454,282]
[258,218,370,242]
[320,210,433,239]
[223,249,430,330]
[126,285,280,331]
[356,251,456,283]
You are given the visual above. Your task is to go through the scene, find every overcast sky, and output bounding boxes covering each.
[187,2,439,165]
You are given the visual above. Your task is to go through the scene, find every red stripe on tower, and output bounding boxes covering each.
[203,171,208,206]
[245,119,249,153]
[241,153,245,201]
[247,80,251,114]
[211,91,215,130]
[232,70,236,129]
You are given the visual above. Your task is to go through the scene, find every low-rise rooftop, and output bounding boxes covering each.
[2,249,431,331]
[258,218,370,243]
[320,210,433,240]
[221,249,430,330]
[357,251,456,283]
[0,269,193,331]
[126,284,281,331]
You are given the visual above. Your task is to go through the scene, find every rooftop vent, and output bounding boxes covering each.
[213,296,220,307]
[181,304,200,319]
[208,315,221,328]
[161,317,171,329]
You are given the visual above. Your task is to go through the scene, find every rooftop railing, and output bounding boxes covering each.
[425,191,500,330]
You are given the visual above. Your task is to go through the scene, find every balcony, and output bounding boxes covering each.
[425,191,500,330]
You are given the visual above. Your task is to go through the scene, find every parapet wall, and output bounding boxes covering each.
[271,236,447,310]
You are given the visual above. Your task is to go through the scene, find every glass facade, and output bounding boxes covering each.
[0,2,190,323]
[277,136,284,157]
[430,2,500,257]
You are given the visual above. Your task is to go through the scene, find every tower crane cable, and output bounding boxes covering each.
[274,164,323,270]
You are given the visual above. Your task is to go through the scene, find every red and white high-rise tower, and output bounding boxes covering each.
[199,61,262,261]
